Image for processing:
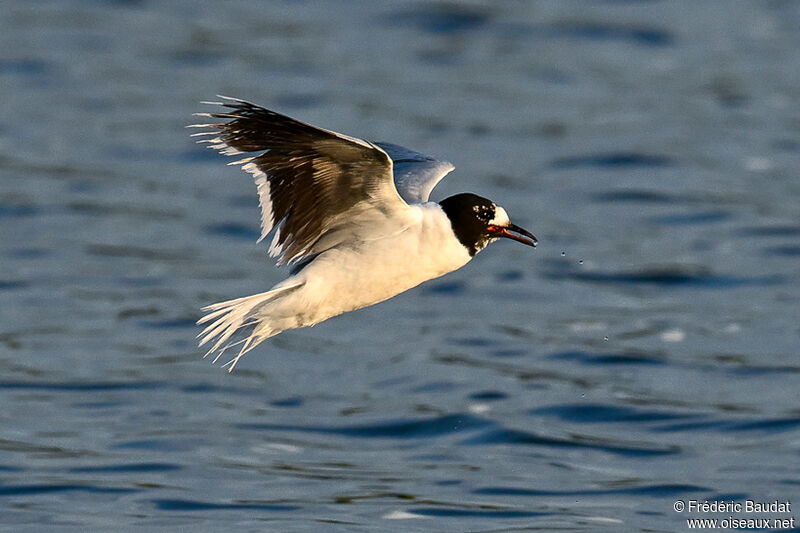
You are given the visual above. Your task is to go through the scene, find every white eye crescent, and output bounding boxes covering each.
[488,206,510,226]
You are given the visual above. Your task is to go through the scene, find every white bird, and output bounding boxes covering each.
[190,97,537,371]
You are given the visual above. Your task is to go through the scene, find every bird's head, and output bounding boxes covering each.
[439,193,538,256]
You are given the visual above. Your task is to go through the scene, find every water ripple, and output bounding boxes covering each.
[530,403,692,423]
[0,203,38,218]
[270,396,304,408]
[422,281,465,295]
[738,225,800,237]
[388,5,490,34]
[543,265,783,289]
[0,58,51,76]
[153,499,300,512]
[655,416,800,434]
[474,483,709,498]
[0,484,136,496]
[67,201,182,219]
[648,211,731,226]
[460,427,678,457]
[411,507,545,518]
[763,245,800,257]
[0,280,29,291]
[203,222,260,241]
[468,391,508,401]
[545,22,674,46]
[590,189,677,203]
[0,380,164,392]
[137,317,197,330]
[84,244,194,261]
[240,414,489,439]
[69,463,181,473]
[551,153,674,170]
[548,351,666,366]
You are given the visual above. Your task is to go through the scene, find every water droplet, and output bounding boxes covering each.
[561,251,566,256]
[603,336,609,341]
[578,260,584,265]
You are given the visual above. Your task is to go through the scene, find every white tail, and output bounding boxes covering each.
[197,281,303,371]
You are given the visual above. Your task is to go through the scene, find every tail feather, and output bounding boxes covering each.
[197,281,303,371]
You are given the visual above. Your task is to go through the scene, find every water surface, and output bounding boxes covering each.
[1,1,799,531]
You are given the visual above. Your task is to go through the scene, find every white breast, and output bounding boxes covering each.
[292,203,472,324]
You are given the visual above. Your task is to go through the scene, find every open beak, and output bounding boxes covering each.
[487,223,538,247]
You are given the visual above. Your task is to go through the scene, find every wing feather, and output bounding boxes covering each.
[374,142,455,204]
[191,97,408,265]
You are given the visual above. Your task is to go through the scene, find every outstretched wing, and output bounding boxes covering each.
[190,97,409,266]
[375,142,455,204]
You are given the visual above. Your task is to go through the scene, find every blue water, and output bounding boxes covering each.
[2,1,799,531]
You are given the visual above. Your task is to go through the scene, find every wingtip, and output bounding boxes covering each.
[199,95,242,104]
[216,95,248,103]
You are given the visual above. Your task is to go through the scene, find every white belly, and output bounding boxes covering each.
[281,203,472,326]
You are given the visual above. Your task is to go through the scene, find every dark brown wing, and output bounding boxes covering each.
[190,97,408,265]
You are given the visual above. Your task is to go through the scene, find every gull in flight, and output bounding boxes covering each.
[190,97,537,371]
